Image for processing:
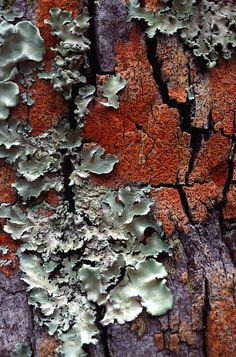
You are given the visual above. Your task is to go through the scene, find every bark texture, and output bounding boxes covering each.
[0,0,235,356]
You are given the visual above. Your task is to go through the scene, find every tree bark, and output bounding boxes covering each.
[0,0,235,356]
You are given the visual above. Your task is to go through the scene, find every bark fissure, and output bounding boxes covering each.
[1,1,235,356]
[92,306,111,357]
[87,0,101,82]
[177,186,195,226]
[202,278,210,357]
[62,154,75,213]
[218,139,236,266]
[61,83,81,213]
[146,35,170,105]
[222,140,235,202]
[186,128,204,184]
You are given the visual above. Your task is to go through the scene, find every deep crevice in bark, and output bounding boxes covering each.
[87,0,101,83]
[218,140,235,265]
[99,326,111,357]
[222,140,235,203]
[186,128,203,184]
[61,85,79,213]
[146,34,195,135]
[202,278,210,357]
[62,155,75,213]
[146,34,210,189]
[93,306,111,357]
[146,35,170,104]
[68,85,79,130]
[177,186,195,226]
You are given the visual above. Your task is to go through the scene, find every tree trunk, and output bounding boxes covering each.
[0,0,235,356]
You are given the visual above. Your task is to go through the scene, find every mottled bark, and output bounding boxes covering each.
[0,0,235,356]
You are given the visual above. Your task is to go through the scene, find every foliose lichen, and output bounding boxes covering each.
[39,7,90,100]
[128,0,236,67]
[0,2,44,118]
[10,342,32,357]
[0,185,172,356]
[0,5,173,356]
[99,74,127,109]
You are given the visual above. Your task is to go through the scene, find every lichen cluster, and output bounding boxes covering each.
[0,4,173,357]
[39,7,91,100]
[11,342,32,357]
[128,0,236,67]
[1,184,173,356]
[0,2,44,118]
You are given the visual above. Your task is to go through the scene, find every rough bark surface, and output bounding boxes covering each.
[0,0,235,356]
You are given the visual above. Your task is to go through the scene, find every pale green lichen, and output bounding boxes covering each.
[0,20,45,82]
[0,245,9,254]
[0,82,19,120]
[0,6,173,357]
[40,7,90,100]
[100,74,127,109]
[10,342,32,357]
[128,0,236,67]
[0,259,12,267]
[0,7,23,22]
[73,146,119,178]
[74,85,95,124]
[0,118,117,200]
[0,9,45,118]
[0,186,172,356]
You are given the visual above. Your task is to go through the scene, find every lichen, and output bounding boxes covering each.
[0,7,23,22]
[10,342,32,357]
[128,0,236,67]
[0,259,12,267]
[0,6,173,357]
[0,20,44,82]
[73,145,119,178]
[0,82,19,120]
[0,8,45,118]
[40,7,90,100]
[74,85,95,124]
[0,185,172,356]
[0,245,9,254]
[99,74,127,109]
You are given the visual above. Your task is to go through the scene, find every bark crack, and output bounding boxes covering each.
[177,186,195,226]
[202,277,210,357]
[145,35,170,105]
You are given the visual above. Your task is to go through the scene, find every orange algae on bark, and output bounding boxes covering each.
[38,334,60,357]
[0,232,21,277]
[0,161,17,204]
[210,58,236,137]
[151,188,189,236]
[83,24,236,233]
[184,183,224,223]
[208,300,236,357]
[156,34,189,103]
[29,65,68,135]
[30,1,85,134]
[144,0,160,11]
[83,27,191,188]
[223,184,236,220]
